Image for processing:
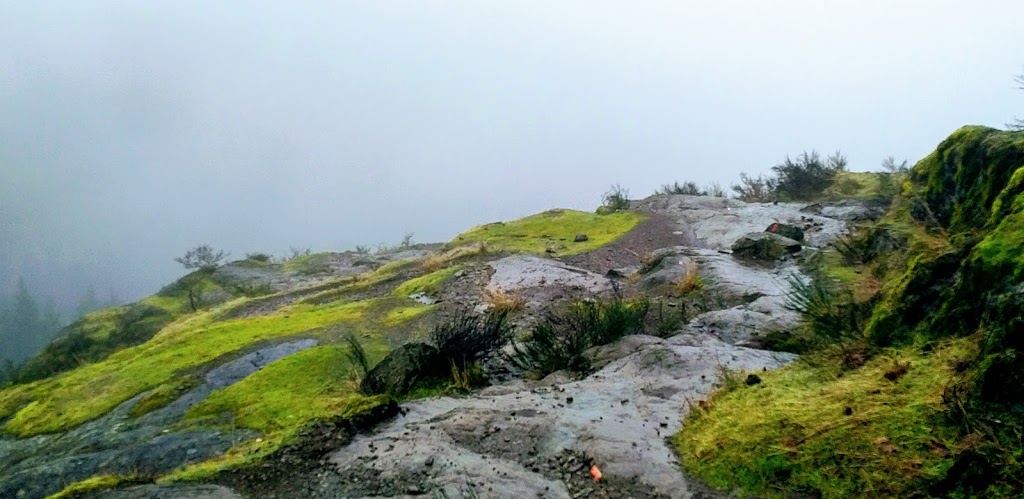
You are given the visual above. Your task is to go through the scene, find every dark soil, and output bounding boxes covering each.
[563,212,683,275]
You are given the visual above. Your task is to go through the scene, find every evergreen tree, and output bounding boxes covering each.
[76,284,101,319]
[8,278,41,361]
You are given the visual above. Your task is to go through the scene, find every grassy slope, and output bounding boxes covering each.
[450,209,644,256]
[676,339,974,498]
[392,265,464,297]
[676,126,1024,498]
[0,297,427,436]
[4,205,644,493]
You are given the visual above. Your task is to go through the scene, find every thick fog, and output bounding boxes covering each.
[2,0,1023,314]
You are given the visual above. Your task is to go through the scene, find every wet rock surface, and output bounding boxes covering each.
[90,484,244,499]
[633,195,846,250]
[303,335,793,499]
[0,340,317,499]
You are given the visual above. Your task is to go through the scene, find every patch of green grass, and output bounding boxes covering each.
[821,171,884,200]
[392,266,463,297]
[129,375,201,418]
[382,303,435,327]
[0,298,385,437]
[46,474,149,499]
[185,346,387,433]
[450,209,644,256]
[675,338,977,498]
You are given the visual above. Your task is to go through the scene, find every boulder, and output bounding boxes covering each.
[731,232,802,261]
[574,233,589,242]
[764,222,804,242]
[360,343,445,395]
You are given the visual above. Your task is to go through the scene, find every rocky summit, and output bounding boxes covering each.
[2,127,1023,499]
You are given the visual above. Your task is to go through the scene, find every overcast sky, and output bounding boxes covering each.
[2,0,1023,307]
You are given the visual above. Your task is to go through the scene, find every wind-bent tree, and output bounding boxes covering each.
[174,244,228,271]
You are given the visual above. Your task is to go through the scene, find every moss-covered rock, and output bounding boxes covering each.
[359,342,445,396]
[912,126,1024,232]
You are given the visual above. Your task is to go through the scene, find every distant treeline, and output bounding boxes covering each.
[0,279,117,383]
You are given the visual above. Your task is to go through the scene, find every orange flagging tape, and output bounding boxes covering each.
[590,464,602,482]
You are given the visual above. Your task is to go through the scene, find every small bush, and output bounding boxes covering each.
[510,297,650,376]
[244,252,273,262]
[731,173,773,203]
[430,309,514,364]
[770,150,844,201]
[600,184,631,213]
[449,360,486,392]
[705,182,727,198]
[783,274,873,349]
[659,181,705,196]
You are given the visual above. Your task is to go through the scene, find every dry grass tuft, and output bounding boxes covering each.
[483,288,525,313]
[675,261,703,296]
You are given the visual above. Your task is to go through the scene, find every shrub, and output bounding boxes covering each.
[731,173,773,202]
[705,182,727,198]
[599,184,631,213]
[770,150,844,201]
[244,252,273,262]
[659,181,705,196]
[430,309,514,364]
[174,244,228,271]
[783,273,873,349]
[510,297,650,376]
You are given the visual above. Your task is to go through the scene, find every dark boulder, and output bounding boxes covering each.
[731,233,802,261]
[360,343,445,395]
[764,222,804,242]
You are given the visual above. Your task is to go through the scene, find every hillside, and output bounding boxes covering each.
[0,127,1021,499]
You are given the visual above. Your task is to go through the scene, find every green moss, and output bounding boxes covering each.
[912,126,1024,232]
[185,346,386,433]
[676,339,977,498]
[382,303,435,327]
[129,375,201,418]
[450,209,644,256]
[46,474,148,499]
[392,266,463,297]
[0,298,382,437]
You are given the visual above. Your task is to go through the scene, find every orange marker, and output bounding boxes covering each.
[590,464,602,482]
